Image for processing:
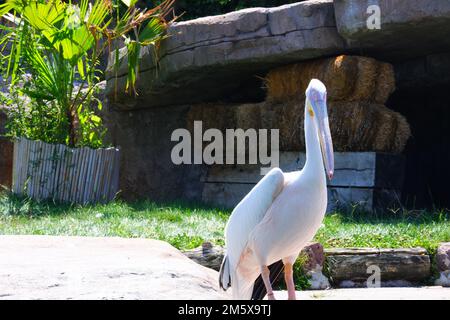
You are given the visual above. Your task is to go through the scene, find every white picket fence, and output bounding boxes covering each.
[12,138,120,204]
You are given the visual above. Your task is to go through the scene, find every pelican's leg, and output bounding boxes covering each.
[260,265,275,300]
[283,256,298,300]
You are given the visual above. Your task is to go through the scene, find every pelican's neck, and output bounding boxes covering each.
[303,101,325,179]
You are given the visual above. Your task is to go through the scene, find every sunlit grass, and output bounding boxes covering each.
[315,211,450,254]
[0,193,448,253]
[0,194,228,249]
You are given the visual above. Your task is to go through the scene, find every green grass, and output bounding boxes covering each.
[0,193,449,254]
[315,211,450,255]
[0,194,229,250]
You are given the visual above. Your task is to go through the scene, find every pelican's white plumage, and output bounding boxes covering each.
[219,79,334,300]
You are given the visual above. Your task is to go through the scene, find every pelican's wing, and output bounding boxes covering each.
[224,168,285,269]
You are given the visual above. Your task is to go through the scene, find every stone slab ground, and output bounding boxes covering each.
[0,235,229,300]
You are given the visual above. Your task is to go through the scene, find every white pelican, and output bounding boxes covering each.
[219,79,334,300]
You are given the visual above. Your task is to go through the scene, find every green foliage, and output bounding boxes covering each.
[0,0,174,148]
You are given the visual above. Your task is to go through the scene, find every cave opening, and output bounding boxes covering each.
[388,54,450,210]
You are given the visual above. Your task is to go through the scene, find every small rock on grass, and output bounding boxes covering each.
[435,243,450,287]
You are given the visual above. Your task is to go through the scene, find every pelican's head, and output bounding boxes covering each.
[305,79,334,180]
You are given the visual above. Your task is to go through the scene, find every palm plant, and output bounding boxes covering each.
[0,0,175,148]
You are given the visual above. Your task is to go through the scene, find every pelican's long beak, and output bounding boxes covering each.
[312,99,334,180]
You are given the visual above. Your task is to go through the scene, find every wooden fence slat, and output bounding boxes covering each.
[27,139,37,198]
[12,138,20,194]
[93,149,104,203]
[49,143,58,197]
[70,147,81,203]
[83,148,93,204]
[80,147,90,203]
[100,150,112,203]
[71,148,82,203]
[91,148,100,203]
[46,143,54,197]
[75,147,85,203]
[24,139,32,196]
[68,148,77,202]
[63,148,73,202]
[36,140,45,200]
[53,144,64,201]
[41,142,51,199]
[16,138,24,194]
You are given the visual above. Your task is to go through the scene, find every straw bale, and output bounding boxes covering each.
[258,99,410,153]
[265,55,395,104]
[185,98,410,153]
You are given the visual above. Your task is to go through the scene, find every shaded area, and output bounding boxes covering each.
[389,53,450,209]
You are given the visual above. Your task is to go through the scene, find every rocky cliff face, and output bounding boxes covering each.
[106,0,345,109]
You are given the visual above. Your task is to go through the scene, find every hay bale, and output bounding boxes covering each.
[374,62,396,104]
[259,99,304,151]
[234,103,262,130]
[259,99,410,153]
[265,55,395,104]
[185,98,410,154]
[347,56,379,101]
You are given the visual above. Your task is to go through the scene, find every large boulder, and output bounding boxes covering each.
[105,0,345,109]
[183,242,225,271]
[334,0,450,59]
[0,235,229,299]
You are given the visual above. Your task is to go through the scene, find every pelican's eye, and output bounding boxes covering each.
[308,107,314,117]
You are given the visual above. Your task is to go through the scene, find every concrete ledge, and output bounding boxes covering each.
[201,152,404,213]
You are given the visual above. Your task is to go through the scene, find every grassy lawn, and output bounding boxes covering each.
[0,193,449,254]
